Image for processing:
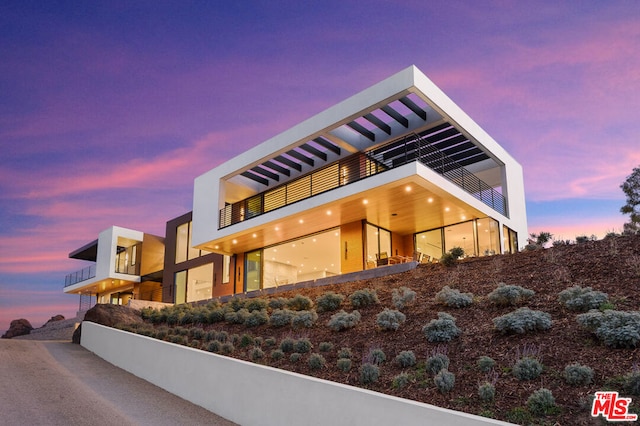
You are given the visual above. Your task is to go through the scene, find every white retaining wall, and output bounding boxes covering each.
[81,322,511,426]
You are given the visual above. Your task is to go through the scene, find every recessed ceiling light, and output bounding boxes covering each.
[427,197,433,203]
[275,226,279,231]
[232,239,237,244]
[299,219,304,224]
[214,245,219,249]
[405,185,411,192]
[252,233,257,238]
[312,238,316,242]
[461,215,466,220]
[445,207,450,212]
[363,199,369,205]
[326,210,332,215]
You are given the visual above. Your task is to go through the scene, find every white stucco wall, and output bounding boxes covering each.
[82,322,511,426]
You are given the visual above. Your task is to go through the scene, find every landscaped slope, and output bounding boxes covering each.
[124,235,640,425]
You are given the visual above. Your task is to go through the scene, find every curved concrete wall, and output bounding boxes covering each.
[81,322,511,426]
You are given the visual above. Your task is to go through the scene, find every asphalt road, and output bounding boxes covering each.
[0,339,237,426]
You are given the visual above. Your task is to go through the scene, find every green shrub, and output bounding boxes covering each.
[316,292,345,312]
[308,353,326,371]
[280,337,295,353]
[392,287,416,310]
[477,356,496,373]
[564,363,594,386]
[225,308,249,324]
[558,285,608,312]
[155,329,168,340]
[230,334,240,345]
[327,310,361,331]
[268,297,289,310]
[318,342,334,352]
[239,333,254,348]
[349,289,379,308]
[434,370,455,393]
[289,352,302,363]
[392,373,410,389]
[269,309,295,327]
[227,297,245,312]
[422,312,461,342]
[367,347,386,365]
[270,349,284,360]
[178,311,194,325]
[294,337,313,354]
[426,349,450,375]
[527,388,556,416]
[190,325,206,338]
[193,308,210,325]
[264,336,277,347]
[360,363,380,384]
[625,370,640,396]
[291,310,318,329]
[435,286,473,308]
[287,294,313,311]
[215,330,229,343]
[206,341,221,353]
[576,310,640,348]
[140,307,155,320]
[376,308,406,331]
[253,336,264,347]
[478,382,496,402]
[336,358,352,372]
[170,335,186,344]
[449,246,464,258]
[175,326,189,336]
[207,308,226,323]
[488,283,535,306]
[439,252,457,266]
[337,347,353,359]
[245,298,269,312]
[493,307,552,334]
[395,350,417,368]
[249,347,264,361]
[244,310,269,327]
[513,357,543,381]
[189,339,200,348]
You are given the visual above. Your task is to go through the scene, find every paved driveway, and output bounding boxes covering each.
[0,339,237,426]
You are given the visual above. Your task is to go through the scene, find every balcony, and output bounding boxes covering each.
[64,265,96,287]
[219,129,507,229]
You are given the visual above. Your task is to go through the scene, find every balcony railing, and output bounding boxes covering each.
[65,265,96,287]
[219,133,507,229]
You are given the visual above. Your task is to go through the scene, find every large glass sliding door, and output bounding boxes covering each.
[365,223,391,265]
[245,250,262,292]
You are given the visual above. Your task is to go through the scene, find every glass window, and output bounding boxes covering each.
[503,225,518,254]
[245,250,262,292]
[444,221,476,257]
[416,229,443,262]
[175,270,186,304]
[477,218,500,256]
[187,263,213,303]
[187,222,200,260]
[175,223,188,263]
[262,228,341,287]
[223,255,231,284]
[365,223,392,264]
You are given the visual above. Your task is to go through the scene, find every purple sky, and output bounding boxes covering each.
[1,1,638,333]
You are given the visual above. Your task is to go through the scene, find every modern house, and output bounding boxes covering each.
[190,65,527,295]
[64,226,165,310]
[64,65,527,307]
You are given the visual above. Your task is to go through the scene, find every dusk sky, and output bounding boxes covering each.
[1,1,638,333]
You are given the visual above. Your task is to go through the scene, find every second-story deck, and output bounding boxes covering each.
[219,122,507,229]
